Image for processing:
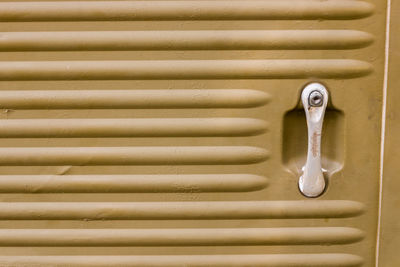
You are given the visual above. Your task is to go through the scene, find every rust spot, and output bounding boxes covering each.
[312,131,321,157]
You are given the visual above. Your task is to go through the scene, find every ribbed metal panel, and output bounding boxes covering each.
[0,30,373,50]
[0,60,372,80]
[0,201,365,219]
[0,174,268,193]
[0,254,364,267]
[0,89,270,109]
[0,1,374,21]
[0,0,384,266]
[0,227,365,246]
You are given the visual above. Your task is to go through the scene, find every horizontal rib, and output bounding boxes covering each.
[0,30,374,51]
[0,118,268,137]
[0,201,364,220]
[0,89,269,109]
[0,146,269,165]
[0,174,268,193]
[0,1,374,21]
[0,60,373,80]
[0,228,364,246]
[0,254,364,267]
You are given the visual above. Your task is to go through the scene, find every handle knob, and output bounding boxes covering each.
[299,83,328,197]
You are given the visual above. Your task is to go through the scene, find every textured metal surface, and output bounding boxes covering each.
[0,0,386,266]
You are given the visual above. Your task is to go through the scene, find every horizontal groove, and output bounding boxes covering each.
[0,1,374,21]
[0,89,269,109]
[0,118,268,138]
[0,60,373,80]
[0,146,269,166]
[0,227,364,246]
[0,201,365,220]
[0,174,268,193]
[0,254,364,267]
[0,30,374,51]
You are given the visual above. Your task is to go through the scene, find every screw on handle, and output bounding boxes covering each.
[299,83,328,197]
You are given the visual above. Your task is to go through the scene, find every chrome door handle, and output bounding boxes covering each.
[299,83,328,197]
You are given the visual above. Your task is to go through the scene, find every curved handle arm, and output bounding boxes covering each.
[299,83,328,197]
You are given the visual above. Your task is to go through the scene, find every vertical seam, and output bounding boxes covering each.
[376,0,391,266]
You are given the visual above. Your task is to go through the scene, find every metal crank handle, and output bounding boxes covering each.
[299,83,328,197]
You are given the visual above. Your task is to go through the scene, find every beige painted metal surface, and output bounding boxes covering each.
[378,0,400,265]
[0,0,388,266]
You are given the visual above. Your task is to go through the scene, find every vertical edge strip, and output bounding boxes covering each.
[376,0,391,266]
